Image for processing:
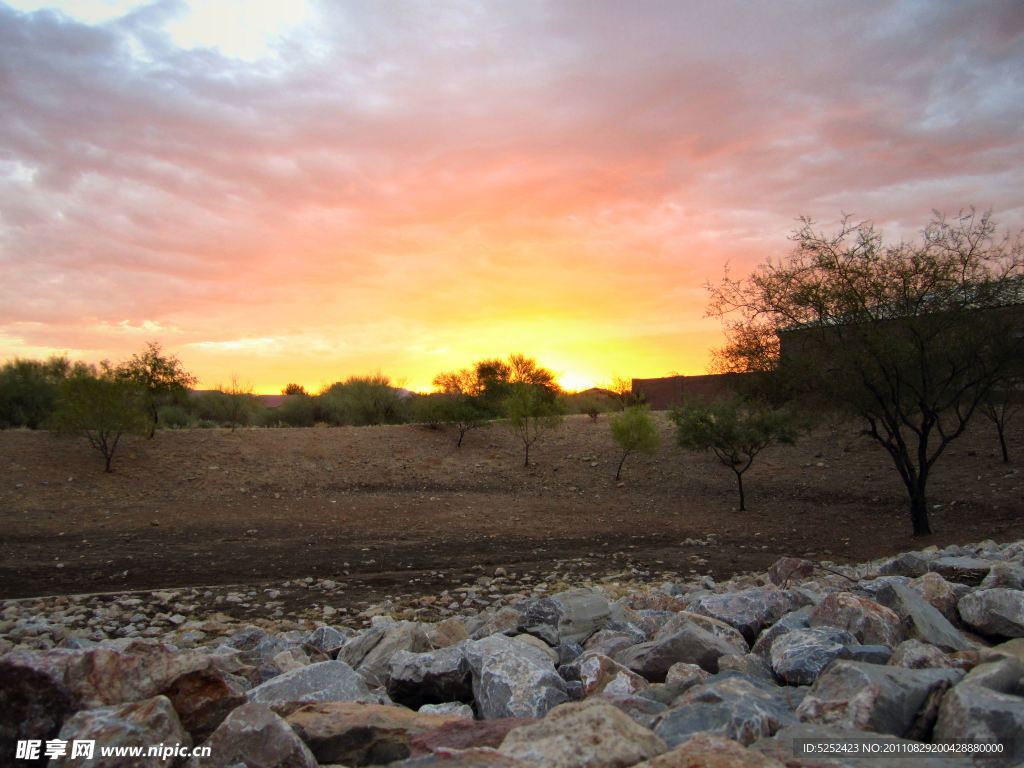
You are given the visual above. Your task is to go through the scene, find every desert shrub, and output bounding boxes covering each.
[273,395,316,427]
[156,403,193,429]
[317,374,409,426]
[609,404,661,480]
[503,382,564,466]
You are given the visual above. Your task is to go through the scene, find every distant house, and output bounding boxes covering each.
[630,373,742,410]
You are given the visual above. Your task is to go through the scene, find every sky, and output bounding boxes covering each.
[1,1,1022,393]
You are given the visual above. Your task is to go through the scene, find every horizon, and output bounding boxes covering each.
[2,1,1022,394]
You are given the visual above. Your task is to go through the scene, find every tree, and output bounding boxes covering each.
[318,373,407,426]
[282,382,307,395]
[116,341,196,438]
[503,381,564,467]
[671,396,802,511]
[609,405,661,480]
[0,356,70,429]
[607,375,642,410]
[433,354,560,418]
[432,394,490,447]
[708,209,1024,533]
[980,383,1022,463]
[50,365,148,471]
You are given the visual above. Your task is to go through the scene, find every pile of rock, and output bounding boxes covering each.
[2,540,1024,767]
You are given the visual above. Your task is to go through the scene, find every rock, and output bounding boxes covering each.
[246,660,377,710]
[934,657,1024,763]
[584,630,645,658]
[750,607,813,660]
[512,633,558,663]
[498,698,667,767]
[864,579,970,651]
[980,637,1024,665]
[285,701,464,765]
[577,651,649,697]
[419,702,474,718]
[837,644,893,665]
[657,612,749,655]
[809,593,904,648]
[465,635,568,719]
[0,651,75,758]
[930,556,996,586]
[908,572,962,623]
[652,672,800,747]
[614,616,742,680]
[426,618,471,649]
[470,606,524,640]
[410,717,535,757]
[958,589,1024,638]
[980,562,1024,590]
[796,660,962,738]
[768,557,816,587]
[716,653,776,684]
[664,662,711,688]
[163,665,247,743]
[184,701,318,768]
[879,551,932,578]
[304,625,351,655]
[634,732,786,767]
[52,695,191,767]
[387,644,473,709]
[888,639,957,670]
[345,620,432,687]
[521,588,611,645]
[769,627,858,686]
[687,586,802,644]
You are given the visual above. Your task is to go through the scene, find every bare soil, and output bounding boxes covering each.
[1,414,1021,611]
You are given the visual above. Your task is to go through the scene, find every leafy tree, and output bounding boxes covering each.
[50,365,148,471]
[116,341,196,437]
[282,382,307,395]
[708,209,1024,533]
[607,375,642,410]
[0,356,70,429]
[503,381,564,467]
[671,396,802,511]
[434,354,560,418]
[609,405,661,480]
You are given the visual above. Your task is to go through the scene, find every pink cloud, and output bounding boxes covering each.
[1,1,1022,390]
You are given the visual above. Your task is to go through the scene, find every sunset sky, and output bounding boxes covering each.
[2,1,1022,393]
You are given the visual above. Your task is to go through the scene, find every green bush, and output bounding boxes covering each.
[156,403,193,429]
[317,374,408,426]
[0,356,70,429]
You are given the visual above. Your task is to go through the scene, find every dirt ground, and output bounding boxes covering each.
[1,413,1021,609]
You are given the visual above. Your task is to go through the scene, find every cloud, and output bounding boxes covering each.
[1,0,1022,389]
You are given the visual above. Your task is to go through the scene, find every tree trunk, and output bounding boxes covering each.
[997,422,1009,463]
[615,452,628,481]
[910,488,932,536]
[735,470,746,511]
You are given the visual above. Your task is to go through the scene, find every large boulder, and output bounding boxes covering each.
[809,593,904,649]
[930,556,997,586]
[796,660,962,738]
[387,643,473,709]
[0,652,75,760]
[464,635,568,719]
[246,660,377,710]
[614,616,741,680]
[933,657,1024,763]
[340,620,432,687]
[184,702,317,768]
[864,580,970,652]
[52,695,191,768]
[652,672,800,747]
[957,589,1024,638]
[687,586,803,644]
[520,588,611,645]
[409,717,535,757]
[908,572,963,623]
[769,627,858,686]
[498,698,667,767]
[163,665,247,744]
